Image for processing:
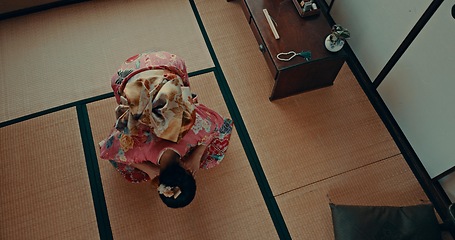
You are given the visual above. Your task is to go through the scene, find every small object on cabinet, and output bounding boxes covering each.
[263,9,280,40]
[303,2,312,12]
[325,24,350,52]
[293,0,320,17]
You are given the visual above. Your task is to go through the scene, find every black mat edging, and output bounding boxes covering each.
[76,104,113,240]
[0,0,89,21]
[0,93,113,128]
[189,67,216,77]
[0,66,216,129]
[189,1,292,239]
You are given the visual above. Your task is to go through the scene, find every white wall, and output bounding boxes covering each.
[378,0,455,178]
[330,0,431,80]
[329,0,455,199]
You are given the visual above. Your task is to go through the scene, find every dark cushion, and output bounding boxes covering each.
[330,203,442,240]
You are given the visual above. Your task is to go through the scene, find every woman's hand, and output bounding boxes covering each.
[182,144,207,176]
[150,176,160,187]
[130,162,160,179]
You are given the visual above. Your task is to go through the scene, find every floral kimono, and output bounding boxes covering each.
[99,51,233,183]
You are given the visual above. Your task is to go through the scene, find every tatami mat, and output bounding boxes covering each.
[196,0,400,196]
[0,108,99,239]
[87,73,278,239]
[275,154,429,239]
[0,0,213,123]
[1,0,446,239]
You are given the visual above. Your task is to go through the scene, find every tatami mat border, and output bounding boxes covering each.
[0,67,215,129]
[77,105,113,240]
[189,1,291,239]
[0,93,112,128]
[0,0,88,20]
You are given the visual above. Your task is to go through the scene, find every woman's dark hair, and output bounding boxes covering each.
[158,161,196,208]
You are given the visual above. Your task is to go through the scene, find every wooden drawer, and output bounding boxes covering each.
[249,19,278,79]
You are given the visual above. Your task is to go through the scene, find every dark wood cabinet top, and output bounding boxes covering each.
[244,0,344,70]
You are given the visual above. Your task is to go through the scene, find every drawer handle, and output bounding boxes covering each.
[259,44,265,52]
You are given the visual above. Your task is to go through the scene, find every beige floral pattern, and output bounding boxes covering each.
[111,51,193,143]
[119,134,134,152]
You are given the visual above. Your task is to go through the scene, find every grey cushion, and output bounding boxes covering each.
[330,203,442,240]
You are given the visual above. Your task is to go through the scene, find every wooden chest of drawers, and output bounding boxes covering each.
[240,0,346,100]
